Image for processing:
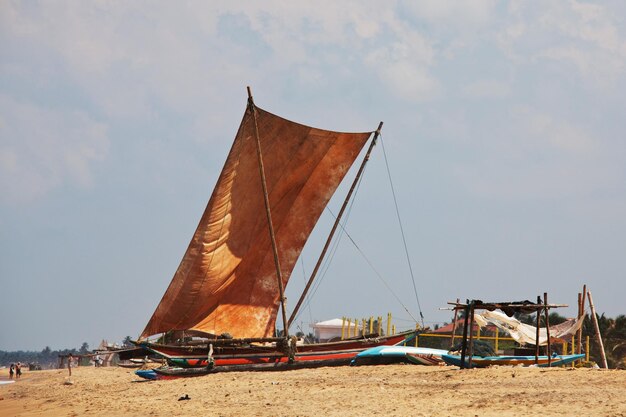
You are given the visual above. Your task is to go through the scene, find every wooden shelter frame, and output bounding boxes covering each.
[447,295,568,369]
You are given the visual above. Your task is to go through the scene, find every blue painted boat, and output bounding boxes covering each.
[352,346,448,366]
[441,353,585,368]
[135,369,158,380]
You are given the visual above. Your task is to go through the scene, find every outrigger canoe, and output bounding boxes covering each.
[441,353,585,368]
[151,357,352,379]
[140,331,413,368]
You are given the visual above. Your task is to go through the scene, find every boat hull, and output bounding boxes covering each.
[153,357,352,379]
[140,331,414,365]
[135,369,158,380]
[352,346,447,366]
[441,353,585,368]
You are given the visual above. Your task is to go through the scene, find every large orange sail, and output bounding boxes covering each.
[141,103,372,339]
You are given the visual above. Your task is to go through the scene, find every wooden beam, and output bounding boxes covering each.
[587,290,608,368]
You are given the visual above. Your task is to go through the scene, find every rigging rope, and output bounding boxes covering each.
[326,207,419,323]
[292,168,364,324]
[292,133,424,328]
[299,257,314,327]
[380,134,425,327]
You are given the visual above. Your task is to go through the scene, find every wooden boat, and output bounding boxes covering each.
[169,333,411,368]
[153,357,352,379]
[441,353,585,368]
[135,89,418,374]
[351,345,447,366]
[143,332,412,367]
[118,362,143,369]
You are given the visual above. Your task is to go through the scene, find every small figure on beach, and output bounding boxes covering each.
[68,353,73,376]
[9,363,14,379]
[15,362,22,379]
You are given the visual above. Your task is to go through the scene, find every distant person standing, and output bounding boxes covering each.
[15,362,22,379]
[67,354,73,377]
[9,363,14,379]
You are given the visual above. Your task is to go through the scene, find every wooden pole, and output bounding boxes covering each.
[341,317,346,340]
[386,313,392,336]
[587,290,608,368]
[247,86,289,339]
[450,298,460,349]
[459,301,471,370]
[467,302,476,369]
[495,328,499,353]
[544,292,552,366]
[577,284,587,355]
[288,122,384,328]
[576,292,582,355]
[535,295,541,364]
[585,336,590,362]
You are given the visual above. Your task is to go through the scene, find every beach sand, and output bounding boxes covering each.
[1,365,624,416]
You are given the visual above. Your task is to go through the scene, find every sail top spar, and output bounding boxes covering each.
[141,100,373,339]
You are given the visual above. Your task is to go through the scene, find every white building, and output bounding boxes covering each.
[311,318,360,342]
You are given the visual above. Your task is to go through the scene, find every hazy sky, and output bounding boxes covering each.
[1,1,625,351]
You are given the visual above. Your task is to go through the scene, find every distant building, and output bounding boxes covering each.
[311,318,361,342]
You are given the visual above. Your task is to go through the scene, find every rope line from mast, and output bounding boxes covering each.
[380,134,425,327]
[291,158,367,324]
[292,137,421,327]
[325,206,419,324]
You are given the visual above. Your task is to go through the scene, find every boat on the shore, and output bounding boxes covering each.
[152,332,412,368]
[351,345,448,366]
[133,89,420,375]
[134,369,158,380]
[441,353,585,368]
[150,357,354,380]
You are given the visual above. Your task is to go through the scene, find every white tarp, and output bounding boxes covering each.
[474,310,584,346]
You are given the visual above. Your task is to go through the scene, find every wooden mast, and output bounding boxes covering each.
[247,86,289,339]
[287,121,384,329]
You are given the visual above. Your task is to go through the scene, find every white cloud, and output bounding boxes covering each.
[463,80,511,99]
[498,1,626,87]
[2,0,625,206]
[453,107,614,200]
[402,0,497,26]
[517,106,596,154]
[0,95,109,204]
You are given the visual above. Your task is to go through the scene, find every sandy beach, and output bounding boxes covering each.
[1,365,624,417]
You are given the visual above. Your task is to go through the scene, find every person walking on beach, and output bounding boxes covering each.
[15,362,22,379]
[67,353,73,376]
[9,363,14,379]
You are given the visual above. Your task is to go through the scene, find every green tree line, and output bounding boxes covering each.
[0,342,92,369]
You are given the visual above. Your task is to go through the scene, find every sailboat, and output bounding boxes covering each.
[134,88,416,375]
